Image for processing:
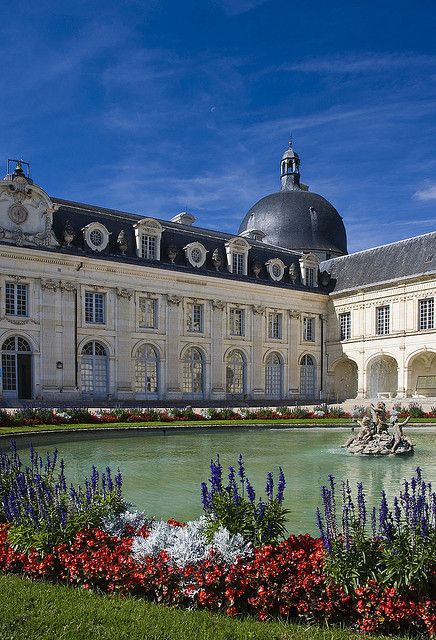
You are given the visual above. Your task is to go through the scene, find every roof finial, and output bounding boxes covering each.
[289,134,293,149]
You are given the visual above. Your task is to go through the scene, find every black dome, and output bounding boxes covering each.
[239,190,347,255]
[238,145,348,256]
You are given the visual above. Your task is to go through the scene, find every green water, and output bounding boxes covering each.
[13,427,436,535]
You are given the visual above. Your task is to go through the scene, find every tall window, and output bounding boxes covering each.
[265,352,282,397]
[300,354,316,397]
[268,312,282,339]
[139,298,158,329]
[80,341,108,396]
[187,303,204,333]
[141,234,157,260]
[135,345,158,396]
[182,348,204,395]
[305,267,315,287]
[229,308,245,336]
[419,298,434,330]
[232,252,244,275]
[339,312,351,340]
[84,292,105,324]
[303,317,315,341]
[376,305,390,335]
[226,350,246,395]
[5,283,28,316]
[1,336,32,396]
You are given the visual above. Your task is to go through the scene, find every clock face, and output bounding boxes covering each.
[8,204,28,225]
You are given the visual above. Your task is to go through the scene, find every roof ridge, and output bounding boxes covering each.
[325,230,436,262]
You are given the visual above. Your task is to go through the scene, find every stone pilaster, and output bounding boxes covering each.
[58,281,78,397]
[210,299,225,400]
[288,309,301,395]
[116,288,133,398]
[251,305,265,397]
[40,279,58,393]
[166,295,182,398]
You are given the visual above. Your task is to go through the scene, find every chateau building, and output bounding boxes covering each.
[0,147,434,405]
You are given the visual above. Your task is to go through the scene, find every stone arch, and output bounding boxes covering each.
[406,350,436,397]
[1,335,33,399]
[331,358,358,402]
[366,354,398,398]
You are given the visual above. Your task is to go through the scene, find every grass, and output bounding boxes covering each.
[0,416,434,437]
[0,574,406,640]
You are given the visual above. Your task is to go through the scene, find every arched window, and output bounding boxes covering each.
[182,348,204,395]
[1,336,32,398]
[265,352,283,398]
[80,341,108,396]
[226,350,246,395]
[135,345,159,397]
[300,354,316,398]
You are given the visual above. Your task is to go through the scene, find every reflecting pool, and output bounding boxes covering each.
[13,427,436,536]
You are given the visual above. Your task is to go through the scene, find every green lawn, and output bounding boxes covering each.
[0,574,406,640]
[0,416,434,437]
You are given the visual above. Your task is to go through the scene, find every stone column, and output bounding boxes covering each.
[40,279,59,396]
[116,288,133,400]
[288,310,301,396]
[59,280,78,399]
[210,299,225,400]
[251,304,265,398]
[166,295,182,399]
[356,348,366,398]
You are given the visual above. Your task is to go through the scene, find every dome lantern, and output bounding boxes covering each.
[280,140,301,191]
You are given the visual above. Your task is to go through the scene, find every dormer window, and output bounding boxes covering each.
[133,218,163,261]
[184,242,207,268]
[299,252,319,287]
[266,258,285,282]
[82,222,110,252]
[240,229,265,242]
[225,237,250,276]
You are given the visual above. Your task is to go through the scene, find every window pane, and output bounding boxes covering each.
[232,252,244,275]
[229,308,244,336]
[303,317,314,341]
[187,303,203,332]
[6,283,28,316]
[419,298,434,330]
[85,292,105,324]
[268,313,282,339]
[376,306,390,335]
[339,312,351,340]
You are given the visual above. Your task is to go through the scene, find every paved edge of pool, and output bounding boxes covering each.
[1,421,434,439]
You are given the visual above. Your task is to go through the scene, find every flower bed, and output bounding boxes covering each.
[0,443,435,637]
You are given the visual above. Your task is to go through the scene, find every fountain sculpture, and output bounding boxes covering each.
[344,401,414,456]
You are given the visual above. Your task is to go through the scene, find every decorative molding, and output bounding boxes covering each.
[59,280,77,292]
[40,278,58,290]
[252,304,265,315]
[289,309,301,319]
[212,299,225,310]
[0,315,38,325]
[167,294,182,306]
[116,287,133,300]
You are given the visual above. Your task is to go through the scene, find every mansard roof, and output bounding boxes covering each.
[48,197,325,292]
[321,231,436,294]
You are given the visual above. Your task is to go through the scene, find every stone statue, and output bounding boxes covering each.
[344,406,414,456]
[117,230,128,255]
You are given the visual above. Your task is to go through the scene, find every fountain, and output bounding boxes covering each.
[344,401,414,456]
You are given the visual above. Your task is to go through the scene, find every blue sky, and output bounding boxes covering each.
[1,0,436,252]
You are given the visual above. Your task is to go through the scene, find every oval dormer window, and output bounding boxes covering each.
[266,258,285,282]
[82,223,110,252]
[184,242,207,268]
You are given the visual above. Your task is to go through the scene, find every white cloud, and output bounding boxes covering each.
[414,184,436,202]
[280,52,436,75]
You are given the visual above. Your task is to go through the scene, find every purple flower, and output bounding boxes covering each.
[276,467,286,504]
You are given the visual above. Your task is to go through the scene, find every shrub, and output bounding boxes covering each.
[407,402,425,418]
[200,455,288,546]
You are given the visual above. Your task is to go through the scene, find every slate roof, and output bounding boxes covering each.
[238,189,348,256]
[321,232,436,293]
[48,197,326,293]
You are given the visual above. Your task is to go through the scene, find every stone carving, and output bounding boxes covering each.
[59,281,77,292]
[252,304,265,314]
[211,249,222,271]
[167,245,178,263]
[167,294,182,305]
[117,230,128,255]
[289,309,300,319]
[252,263,261,278]
[289,264,298,284]
[41,278,58,290]
[63,220,75,246]
[8,203,28,225]
[344,402,414,456]
[212,299,225,310]
[116,287,133,300]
